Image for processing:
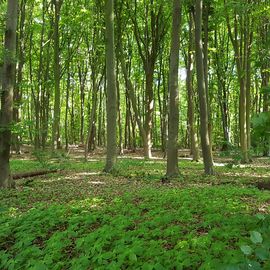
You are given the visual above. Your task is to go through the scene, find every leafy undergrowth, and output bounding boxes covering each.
[1,157,270,269]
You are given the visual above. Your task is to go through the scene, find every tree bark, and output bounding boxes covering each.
[52,0,62,150]
[194,0,214,175]
[226,7,252,163]
[0,0,18,188]
[166,0,182,177]
[187,9,200,161]
[13,0,26,154]
[104,0,117,172]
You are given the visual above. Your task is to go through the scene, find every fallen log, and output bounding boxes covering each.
[13,169,60,180]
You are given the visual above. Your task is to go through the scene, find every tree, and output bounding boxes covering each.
[166,0,182,177]
[104,0,117,172]
[51,0,63,150]
[126,0,168,158]
[186,7,200,161]
[0,0,18,188]
[225,0,253,163]
[194,0,214,175]
[213,23,234,150]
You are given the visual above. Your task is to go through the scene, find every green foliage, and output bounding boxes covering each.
[1,157,270,269]
[260,86,270,95]
[32,150,51,169]
[251,112,270,155]
[220,147,249,167]
[10,159,46,173]
[238,215,270,269]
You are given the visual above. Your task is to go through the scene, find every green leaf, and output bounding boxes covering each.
[255,214,265,221]
[250,231,263,244]
[32,262,48,270]
[225,265,240,270]
[154,263,166,270]
[245,260,262,270]
[129,253,137,263]
[261,86,270,94]
[142,263,154,270]
[255,247,269,260]
[240,245,253,256]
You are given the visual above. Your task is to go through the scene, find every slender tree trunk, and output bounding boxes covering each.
[124,93,129,149]
[0,0,18,188]
[166,0,181,177]
[245,28,253,151]
[13,0,26,154]
[144,68,154,158]
[194,0,214,175]
[203,3,213,153]
[65,65,70,151]
[187,9,200,161]
[34,9,46,150]
[116,62,124,155]
[162,70,168,158]
[78,64,87,144]
[41,24,52,149]
[104,0,117,172]
[157,57,165,153]
[97,87,103,147]
[85,76,98,156]
[70,79,75,144]
[118,44,147,151]
[52,0,62,150]
[213,29,231,150]
[226,10,252,163]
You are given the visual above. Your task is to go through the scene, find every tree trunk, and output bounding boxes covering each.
[144,68,154,158]
[104,0,117,172]
[187,9,200,161]
[13,0,26,154]
[41,24,52,149]
[52,0,62,150]
[65,65,71,151]
[203,3,213,153]
[239,78,249,162]
[226,9,252,163]
[117,44,147,152]
[85,77,98,157]
[78,63,87,144]
[166,0,181,177]
[194,0,214,175]
[0,0,18,188]
[116,62,124,155]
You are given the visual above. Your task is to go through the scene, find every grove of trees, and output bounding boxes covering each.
[0,0,270,187]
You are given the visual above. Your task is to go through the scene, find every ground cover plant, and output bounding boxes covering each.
[1,1,270,268]
[1,154,270,270]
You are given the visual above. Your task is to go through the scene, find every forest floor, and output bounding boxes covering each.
[1,148,270,269]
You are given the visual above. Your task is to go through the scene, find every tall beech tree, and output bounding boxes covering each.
[13,0,27,153]
[104,0,117,172]
[52,0,63,150]
[166,0,182,177]
[0,0,18,188]
[225,0,253,163]
[213,24,234,150]
[186,7,200,161]
[127,0,168,158]
[194,0,214,175]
